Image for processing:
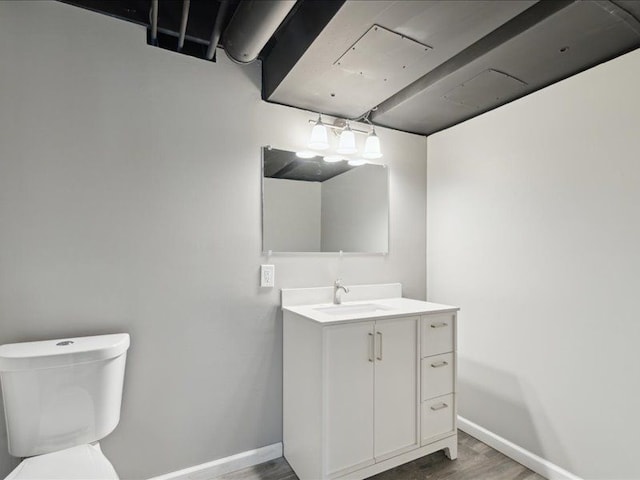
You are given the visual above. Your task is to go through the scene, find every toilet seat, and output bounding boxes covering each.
[6,443,118,480]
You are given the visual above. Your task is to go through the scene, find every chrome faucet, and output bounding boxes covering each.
[334,279,350,304]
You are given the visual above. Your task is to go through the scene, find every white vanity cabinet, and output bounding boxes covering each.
[324,316,418,476]
[282,288,458,480]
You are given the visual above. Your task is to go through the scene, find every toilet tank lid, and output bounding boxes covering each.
[0,333,130,372]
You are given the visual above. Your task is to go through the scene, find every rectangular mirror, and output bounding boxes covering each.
[262,146,389,253]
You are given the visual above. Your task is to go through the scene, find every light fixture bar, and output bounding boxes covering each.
[306,119,369,135]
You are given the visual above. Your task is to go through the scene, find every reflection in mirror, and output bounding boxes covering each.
[262,147,389,253]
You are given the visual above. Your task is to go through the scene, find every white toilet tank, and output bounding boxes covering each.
[0,334,130,458]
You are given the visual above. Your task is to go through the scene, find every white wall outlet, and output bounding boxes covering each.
[261,264,275,287]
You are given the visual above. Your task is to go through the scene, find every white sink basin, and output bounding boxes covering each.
[314,303,393,316]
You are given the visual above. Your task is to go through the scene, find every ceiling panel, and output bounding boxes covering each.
[443,69,527,109]
[332,24,432,100]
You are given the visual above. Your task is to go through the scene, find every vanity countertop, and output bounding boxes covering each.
[283,297,458,325]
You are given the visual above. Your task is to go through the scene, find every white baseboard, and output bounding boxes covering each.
[148,443,283,480]
[147,419,580,480]
[457,416,581,480]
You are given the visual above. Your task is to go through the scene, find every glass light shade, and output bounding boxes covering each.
[363,130,383,159]
[337,126,357,154]
[348,158,367,166]
[296,150,317,159]
[308,118,329,150]
[323,154,343,163]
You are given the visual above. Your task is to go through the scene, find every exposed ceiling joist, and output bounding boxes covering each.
[59,0,300,63]
[58,0,640,137]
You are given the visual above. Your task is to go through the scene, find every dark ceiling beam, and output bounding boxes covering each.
[371,0,576,123]
[595,1,640,35]
[262,0,346,100]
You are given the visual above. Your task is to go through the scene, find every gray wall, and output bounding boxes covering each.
[427,48,640,479]
[263,178,321,252]
[321,165,388,252]
[0,2,427,478]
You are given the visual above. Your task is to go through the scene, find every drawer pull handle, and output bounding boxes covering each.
[430,322,448,329]
[431,361,448,368]
[376,331,383,361]
[430,402,448,411]
[368,333,374,363]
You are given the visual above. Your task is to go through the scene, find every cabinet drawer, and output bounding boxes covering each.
[421,353,454,400]
[421,394,455,444]
[421,314,454,357]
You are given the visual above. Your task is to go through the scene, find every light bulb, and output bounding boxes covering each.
[363,127,382,159]
[296,150,317,159]
[308,115,329,150]
[348,158,367,166]
[337,124,357,154]
[323,155,343,163]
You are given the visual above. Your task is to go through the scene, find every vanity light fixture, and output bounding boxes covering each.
[301,113,384,163]
[307,115,329,150]
[337,123,357,155]
[363,127,383,159]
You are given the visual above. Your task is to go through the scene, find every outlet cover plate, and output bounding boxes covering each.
[261,265,275,288]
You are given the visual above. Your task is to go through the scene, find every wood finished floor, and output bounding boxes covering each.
[216,431,545,480]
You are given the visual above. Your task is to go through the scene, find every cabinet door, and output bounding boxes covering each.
[324,321,375,476]
[374,316,419,460]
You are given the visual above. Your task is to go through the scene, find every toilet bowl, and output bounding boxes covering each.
[0,334,130,480]
[5,444,118,480]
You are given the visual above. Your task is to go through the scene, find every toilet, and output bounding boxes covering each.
[0,333,130,479]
